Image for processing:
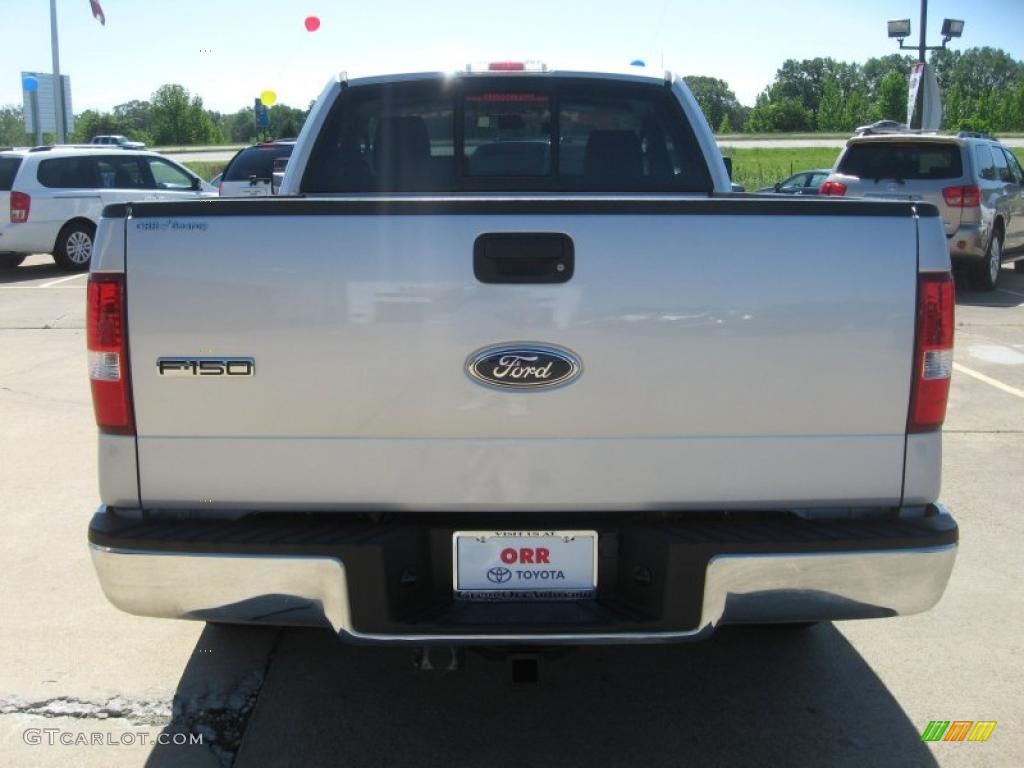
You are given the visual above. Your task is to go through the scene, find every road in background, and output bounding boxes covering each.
[0,254,1022,766]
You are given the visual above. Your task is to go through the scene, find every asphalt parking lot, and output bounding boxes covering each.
[1,253,1022,767]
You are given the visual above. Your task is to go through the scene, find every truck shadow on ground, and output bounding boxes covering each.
[147,621,937,768]
[0,262,66,285]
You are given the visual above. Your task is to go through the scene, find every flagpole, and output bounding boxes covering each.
[50,0,66,144]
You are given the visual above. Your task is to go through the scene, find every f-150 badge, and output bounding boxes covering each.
[157,358,254,377]
[466,344,581,390]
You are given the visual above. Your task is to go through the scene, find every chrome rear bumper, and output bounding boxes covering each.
[88,506,958,644]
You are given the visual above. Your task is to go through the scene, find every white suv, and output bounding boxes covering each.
[0,146,215,271]
[89,135,146,150]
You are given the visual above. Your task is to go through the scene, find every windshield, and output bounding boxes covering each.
[838,143,963,182]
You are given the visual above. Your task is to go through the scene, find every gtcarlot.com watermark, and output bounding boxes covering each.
[23,728,202,747]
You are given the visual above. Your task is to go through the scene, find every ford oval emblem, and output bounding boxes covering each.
[466,343,582,391]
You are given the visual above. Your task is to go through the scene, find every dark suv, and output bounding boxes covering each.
[218,141,295,197]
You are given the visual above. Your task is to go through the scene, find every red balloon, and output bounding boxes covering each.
[304,16,320,32]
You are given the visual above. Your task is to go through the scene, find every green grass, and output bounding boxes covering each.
[723,147,844,191]
[182,160,226,181]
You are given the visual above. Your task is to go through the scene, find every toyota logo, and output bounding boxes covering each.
[486,566,512,584]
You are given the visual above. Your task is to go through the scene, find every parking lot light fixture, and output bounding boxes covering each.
[887,19,911,41]
[941,18,964,42]
[887,1,965,62]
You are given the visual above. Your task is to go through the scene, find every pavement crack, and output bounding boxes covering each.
[225,629,283,768]
[0,695,172,726]
[0,384,88,407]
[155,631,281,768]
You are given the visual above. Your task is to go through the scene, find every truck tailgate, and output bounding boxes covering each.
[124,199,919,511]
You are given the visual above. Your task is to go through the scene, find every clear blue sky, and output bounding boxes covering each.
[1,0,1022,113]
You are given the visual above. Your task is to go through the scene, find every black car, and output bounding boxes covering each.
[757,168,831,195]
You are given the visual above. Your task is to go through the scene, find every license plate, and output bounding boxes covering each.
[453,530,597,601]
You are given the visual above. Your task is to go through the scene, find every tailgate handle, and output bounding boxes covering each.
[474,233,574,284]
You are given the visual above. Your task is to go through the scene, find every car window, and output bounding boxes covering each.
[223,145,294,182]
[0,156,23,190]
[1002,149,1024,184]
[974,145,996,181]
[808,172,828,187]
[96,156,146,188]
[146,158,194,189]
[557,84,707,188]
[838,143,962,181]
[779,173,805,189]
[302,78,712,193]
[990,147,1011,182]
[37,157,99,188]
[465,92,549,177]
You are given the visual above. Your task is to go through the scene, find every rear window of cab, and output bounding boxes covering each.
[301,77,712,193]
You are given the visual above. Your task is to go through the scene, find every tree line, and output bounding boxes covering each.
[0,83,309,147]
[1,46,1022,147]
[689,46,1023,133]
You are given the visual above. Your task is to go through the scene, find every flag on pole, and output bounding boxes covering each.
[89,0,105,25]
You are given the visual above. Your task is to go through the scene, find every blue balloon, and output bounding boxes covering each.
[630,59,646,67]
[23,75,39,93]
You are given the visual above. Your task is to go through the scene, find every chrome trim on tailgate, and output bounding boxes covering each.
[90,529,958,645]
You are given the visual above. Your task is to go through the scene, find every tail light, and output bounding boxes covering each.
[908,272,954,433]
[819,181,847,196]
[87,274,134,435]
[10,191,30,223]
[942,184,980,208]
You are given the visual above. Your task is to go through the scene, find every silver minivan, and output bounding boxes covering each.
[822,132,1024,290]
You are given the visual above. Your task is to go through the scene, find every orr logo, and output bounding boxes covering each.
[500,547,550,565]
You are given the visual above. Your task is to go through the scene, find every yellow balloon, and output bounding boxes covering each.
[260,90,277,106]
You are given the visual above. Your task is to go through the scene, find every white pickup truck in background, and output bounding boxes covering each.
[86,63,957,643]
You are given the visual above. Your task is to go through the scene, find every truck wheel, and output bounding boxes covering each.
[53,222,96,272]
[972,230,1003,292]
[0,255,26,269]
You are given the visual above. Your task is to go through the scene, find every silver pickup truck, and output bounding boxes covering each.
[87,64,958,644]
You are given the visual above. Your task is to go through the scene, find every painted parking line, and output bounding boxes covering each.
[38,273,88,288]
[954,362,1024,400]
[995,287,1024,300]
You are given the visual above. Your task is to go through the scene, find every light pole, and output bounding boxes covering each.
[887,1,964,129]
[50,0,66,144]
[887,0,964,63]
